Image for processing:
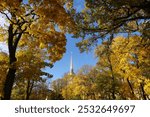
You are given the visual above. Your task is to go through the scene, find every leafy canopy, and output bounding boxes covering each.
[73,0,150,52]
[0,0,76,63]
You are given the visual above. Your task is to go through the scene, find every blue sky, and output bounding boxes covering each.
[47,34,97,80]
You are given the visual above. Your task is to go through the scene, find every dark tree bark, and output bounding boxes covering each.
[140,82,147,100]
[2,23,22,100]
[26,79,34,100]
[107,34,116,100]
[127,78,135,97]
[3,68,16,99]
[2,24,16,99]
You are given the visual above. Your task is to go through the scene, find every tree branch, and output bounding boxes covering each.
[0,11,15,24]
[114,9,140,22]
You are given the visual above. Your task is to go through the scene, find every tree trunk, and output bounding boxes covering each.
[2,49,17,99]
[2,48,17,99]
[2,15,24,99]
[3,68,16,99]
[127,78,135,97]
[26,80,34,100]
[108,34,116,100]
[26,80,30,100]
[2,24,17,100]
[140,82,147,100]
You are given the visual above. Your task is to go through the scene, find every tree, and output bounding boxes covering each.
[51,35,149,100]
[29,80,50,100]
[0,0,76,99]
[95,40,118,99]
[11,46,52,100]
[60,65,98,100]
[95,35,150,99]
[73,0,150,52]
[95,38,136,99]
[0,40,52,100]
[71,0,149,100]
[111,36,150,99]
[50,78,65,100]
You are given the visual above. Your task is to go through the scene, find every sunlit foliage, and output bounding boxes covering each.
[0,0,76,99]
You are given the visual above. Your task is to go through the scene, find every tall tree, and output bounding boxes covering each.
[0,0,74,99]
[95,35,118,99]
[73,0,150,52]
[11,47,52,99]
[111,36,150,99]
[0,0,76,99]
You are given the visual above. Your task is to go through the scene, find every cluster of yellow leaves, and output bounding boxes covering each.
[0,28,7,42]
[0,0,24,16]
[59,66,97,100]
[27,0,76,62]
[0,0,20,9]
[110,36,149,98]
[145,81,150,95]
[1,0,76,64]
[62,75,88,99]
[29,0,76,33]
[0,52,8,97]
[111,36,149,80]
[16,50,44,79]
[94,35,150,99]
[10,44,50,99]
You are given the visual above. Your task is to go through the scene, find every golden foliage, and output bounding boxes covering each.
[0,0,76,63]
[0,52,8,97]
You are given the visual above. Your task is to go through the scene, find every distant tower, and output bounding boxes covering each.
[70,52,74,75]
